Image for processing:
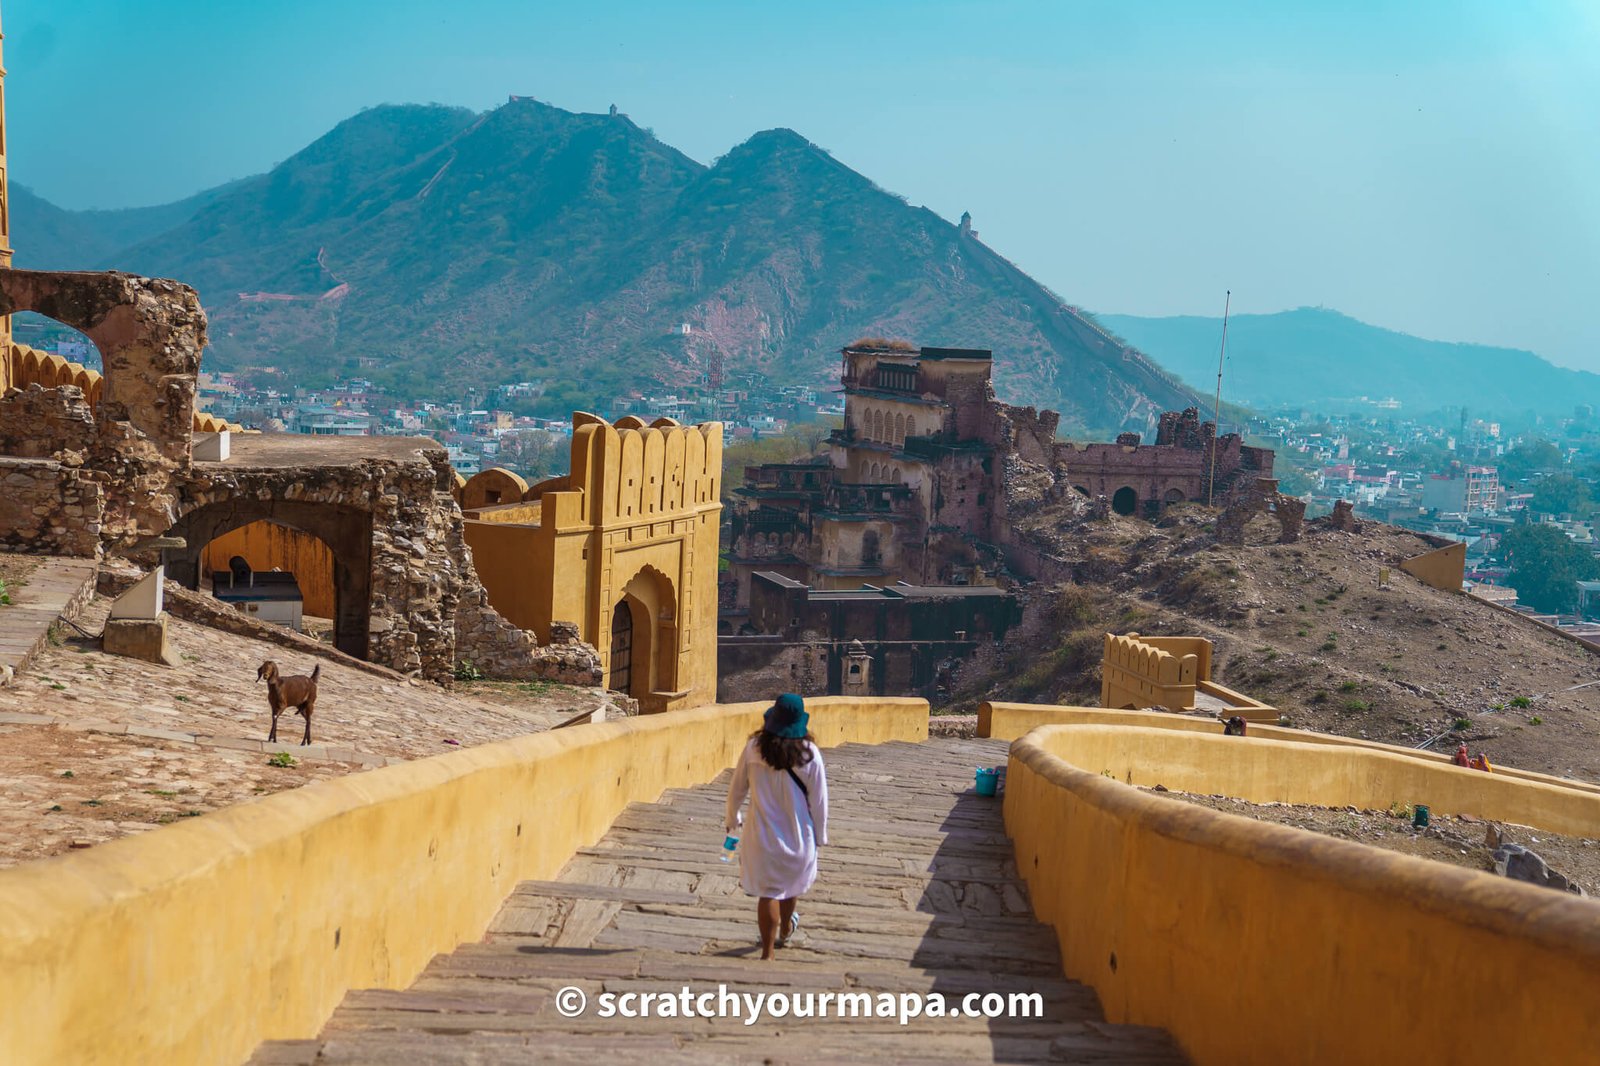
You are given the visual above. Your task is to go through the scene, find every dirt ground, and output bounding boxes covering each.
[1144,786,1600,898]
[0,551,40,597]
[0,596,611,867]
[972,509,1600,784]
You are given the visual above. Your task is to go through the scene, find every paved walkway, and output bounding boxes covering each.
[0,557,96,686]
[251,739,1182,1064]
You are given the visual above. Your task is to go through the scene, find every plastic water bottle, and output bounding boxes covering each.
[720,834,739,863]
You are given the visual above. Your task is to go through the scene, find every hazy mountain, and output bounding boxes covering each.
[1095,308,1600,416]
[11,181,248,270]
[14,99,1200,432]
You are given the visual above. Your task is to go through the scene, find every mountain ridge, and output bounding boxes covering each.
[15,99,1201,431]
[1095,307,1600,416]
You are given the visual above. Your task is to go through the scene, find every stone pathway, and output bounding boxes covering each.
[0,555,96,685]
[251,739,1183,1064]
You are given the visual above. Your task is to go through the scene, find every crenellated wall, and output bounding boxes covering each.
[1100,632,1277,720]
[461,413,723,711]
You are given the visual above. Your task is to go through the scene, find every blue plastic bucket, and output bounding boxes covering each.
[975,767,1000,797]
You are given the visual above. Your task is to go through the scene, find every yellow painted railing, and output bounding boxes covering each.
[978,702,1600,798]
[1006,722,1600,1065]
[0,697,927,1066]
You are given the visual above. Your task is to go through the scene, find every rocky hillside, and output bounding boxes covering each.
[958,503,1600,784]
[14,100,1199,433]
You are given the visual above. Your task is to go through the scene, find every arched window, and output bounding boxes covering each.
[894,413,905,445]
[873,410,885,441]
[905,416,916,439]
[862,530,881,565]
[891,468,902,484]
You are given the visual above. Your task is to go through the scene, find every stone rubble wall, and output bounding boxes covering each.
[0,384,97,458]
[0,457,104,557]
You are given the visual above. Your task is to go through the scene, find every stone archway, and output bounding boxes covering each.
[0,270,206,463]
[165,499,374,659]
[1111,487,1138,516]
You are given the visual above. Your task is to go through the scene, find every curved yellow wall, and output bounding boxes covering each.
[1006,723,1600,1066]
[0,697,927,1066]
[979,701,1600,798]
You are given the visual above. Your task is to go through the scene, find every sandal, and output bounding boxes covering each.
[776,913,800,948]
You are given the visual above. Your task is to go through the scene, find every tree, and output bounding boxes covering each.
[495,430,565,481]
[1497,523,1600,613]
[1497,438,1564,481]
[719,419,839,499]
[1528,474,1595,518]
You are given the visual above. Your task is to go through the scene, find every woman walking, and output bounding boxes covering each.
[725,693,830,960]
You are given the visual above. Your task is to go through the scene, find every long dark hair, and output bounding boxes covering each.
[751,728,816,771]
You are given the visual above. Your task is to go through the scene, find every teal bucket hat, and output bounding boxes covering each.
[764,693,809,738]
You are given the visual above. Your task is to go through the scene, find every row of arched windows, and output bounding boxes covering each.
[866,462,903,484]
[857,407,917,447]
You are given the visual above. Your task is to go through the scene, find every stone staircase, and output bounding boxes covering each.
[250,739,1184,1064]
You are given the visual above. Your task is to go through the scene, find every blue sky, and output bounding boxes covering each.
[7,0,1600,371]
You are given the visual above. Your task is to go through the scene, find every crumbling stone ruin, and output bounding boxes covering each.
[0,267,600,685]
[1216,477,1307,546]
[1056,407,1276,518]
[1328,498,1361,533]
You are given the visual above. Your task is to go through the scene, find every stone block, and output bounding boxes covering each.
[101,613,180,667]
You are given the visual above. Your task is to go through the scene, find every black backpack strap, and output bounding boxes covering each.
[785,766,813,821]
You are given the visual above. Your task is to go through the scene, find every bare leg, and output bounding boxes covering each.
[757,897,781,960]
[779,897,797,933]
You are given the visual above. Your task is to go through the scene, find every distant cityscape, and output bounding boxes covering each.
[21,314,1599,636]
[1245,403,1600,636]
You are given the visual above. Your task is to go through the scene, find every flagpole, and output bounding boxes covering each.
[1206,290,1231,507]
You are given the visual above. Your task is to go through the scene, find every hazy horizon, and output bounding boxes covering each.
[7,0,1598,373]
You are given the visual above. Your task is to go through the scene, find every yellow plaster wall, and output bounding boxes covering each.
[1099,633,1277,721]
[1025,722,1600,833]
[979,702,1600,797]
[461,413,723,711]
[1006,723,1600,1065]
[1100,632,1201,710]
[1400,539,1467,591]
[459,466,529,510]
[202,520,336,618]
[0,696,928,1066]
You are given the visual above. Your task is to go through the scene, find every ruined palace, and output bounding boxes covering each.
[725,340,1275,608]
[1059,406,1275,517]
[0,50,600,686]
[457,414,723,712]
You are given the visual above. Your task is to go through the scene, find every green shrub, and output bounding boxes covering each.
[1343,699,1371,712]
[1452,718,1471,731]
[1339,680,1359,692]
[1529,716,1544,725]
[1510,696,1532,709]
[453,659,484,682]
[268,752,297,768]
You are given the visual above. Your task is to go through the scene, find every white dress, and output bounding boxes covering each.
[724,738,830,899]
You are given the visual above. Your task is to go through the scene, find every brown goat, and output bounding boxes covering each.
[257,660,320,745]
